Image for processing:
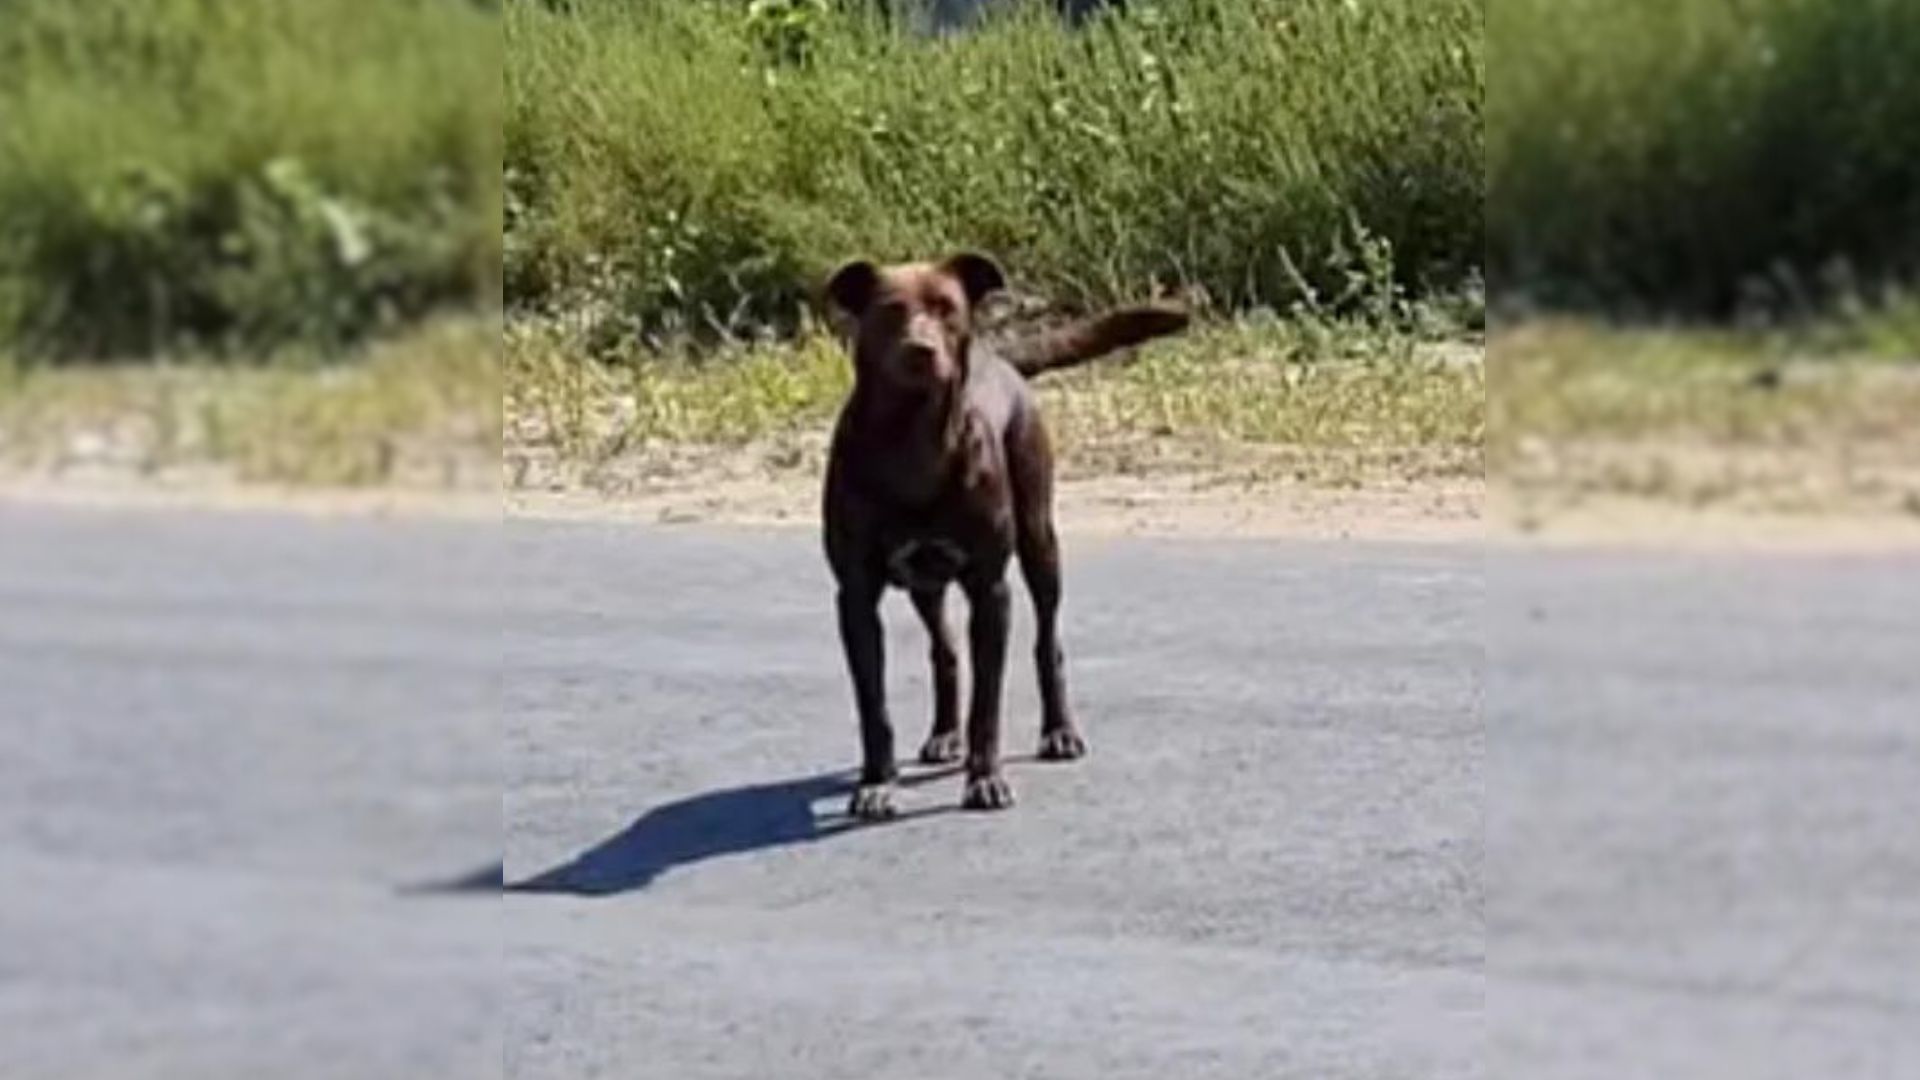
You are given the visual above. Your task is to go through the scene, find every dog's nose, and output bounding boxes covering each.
[899,342,937,373]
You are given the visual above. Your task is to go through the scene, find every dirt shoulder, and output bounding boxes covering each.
[514,468,1918,551]
[0,457,1484,543]
[12,459,1920,553]
[1493,320,1920,553]
[0,473,503,522]
[507,468,1484,543]
[12,317,1920,552]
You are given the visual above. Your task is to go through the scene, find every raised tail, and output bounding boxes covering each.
[1002,302,1191,378]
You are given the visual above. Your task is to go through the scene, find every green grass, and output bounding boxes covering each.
[0,0,502,361]
[506,0,1483,344]
[1492,307,1920,516]
[1495,321,1916,446]
[506,315,1485,489]
[0,318,501,486]
[1490,0,1920,313]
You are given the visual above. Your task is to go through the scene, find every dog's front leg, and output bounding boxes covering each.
[961,575,1014,810]
[837,580,897,819]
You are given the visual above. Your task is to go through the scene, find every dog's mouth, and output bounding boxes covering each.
[879,339,961,389]
[886,539,967,589]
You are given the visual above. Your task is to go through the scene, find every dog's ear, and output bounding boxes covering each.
[940,252,1006,307]
[825,260,881,318]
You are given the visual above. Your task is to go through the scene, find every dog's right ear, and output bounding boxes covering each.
[825,260,881,318]
[941,252,1006,307]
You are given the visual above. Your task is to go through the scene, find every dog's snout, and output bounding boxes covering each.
[898,340,939,374]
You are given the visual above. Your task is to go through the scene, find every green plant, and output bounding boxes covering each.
[1490,0,1920,313]
[746,0,834,66]
[0,0,501,362]
[505,0,1483,347]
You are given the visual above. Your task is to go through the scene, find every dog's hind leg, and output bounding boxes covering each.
[1008,418,1087,762]
[910,585,964,764]
[1018,517,1086,762]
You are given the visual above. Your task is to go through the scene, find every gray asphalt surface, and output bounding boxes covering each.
[1490,550,1920,1079]
[0,505,501,1080]
[502,522,1485,1080]
[4,505,1913,1078]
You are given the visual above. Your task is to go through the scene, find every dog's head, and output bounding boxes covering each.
[824,253,1006,393]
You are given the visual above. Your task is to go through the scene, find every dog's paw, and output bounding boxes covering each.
[1037,726,1088,761]
[918,731,964,765]
[847,783,898,821]
[961,773,1016,811]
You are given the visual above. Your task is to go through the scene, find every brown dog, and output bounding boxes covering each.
[821,252,1189,819]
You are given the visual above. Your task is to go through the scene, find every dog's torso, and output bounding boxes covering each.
[824,350,1031,591]
[817,250,1186,817]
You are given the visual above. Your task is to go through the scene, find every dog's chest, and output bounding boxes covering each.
[876,500,1009,591]
[883,535,970,591]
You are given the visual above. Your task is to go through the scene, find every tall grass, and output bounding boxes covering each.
[1490,0,1920,314]
[505,0,1483,345]
[0,0,502,362]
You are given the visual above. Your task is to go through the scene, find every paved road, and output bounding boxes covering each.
[1490,550,1920,1079]
[501,522,1485,1080]
[4,505,1913,1078]
[0,505,501,1080]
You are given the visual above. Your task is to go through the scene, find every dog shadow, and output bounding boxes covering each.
[401,862,505,895]
[504,764,963,897]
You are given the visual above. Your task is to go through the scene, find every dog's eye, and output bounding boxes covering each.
[925,296,954,319]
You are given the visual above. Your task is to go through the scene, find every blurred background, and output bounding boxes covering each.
[1488,3,1919,1078]
[1489,0,1920,536]
[0,0,500,492]
[0,4,501,1078]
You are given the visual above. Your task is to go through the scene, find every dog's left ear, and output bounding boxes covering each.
[940,252,1006,307]
[825,259,881,318]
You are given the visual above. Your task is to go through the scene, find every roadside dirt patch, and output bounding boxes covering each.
[1490,489,1920,553]
[507,468,1484,543]
[0,473,501,521]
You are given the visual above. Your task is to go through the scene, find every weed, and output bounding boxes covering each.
[505,0,1482,345]
[0,318,501,486]
[0,0,501,361]
[1490,0,1920,313]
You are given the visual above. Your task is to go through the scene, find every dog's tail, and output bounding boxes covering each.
[1002,302,1191,378]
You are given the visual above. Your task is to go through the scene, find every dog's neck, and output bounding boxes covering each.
[851,366,967,507]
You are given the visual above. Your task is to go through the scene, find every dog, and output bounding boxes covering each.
[820,252,1189,818]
